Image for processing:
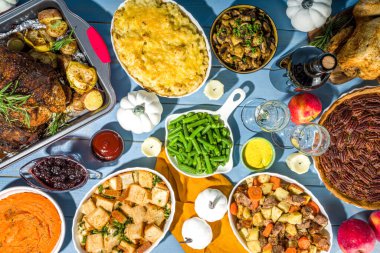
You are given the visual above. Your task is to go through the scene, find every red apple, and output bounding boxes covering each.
[338,219,376,253]
[369,211,380,241]
[288,93,322,124]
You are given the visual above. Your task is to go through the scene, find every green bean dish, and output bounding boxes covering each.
[167,112,232,175]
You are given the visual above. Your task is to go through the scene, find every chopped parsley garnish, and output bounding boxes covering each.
[91,226,108,236]
[153,175,162,186]
[81,235,87,244]
[164,205,171,219]
[98,185,104,193]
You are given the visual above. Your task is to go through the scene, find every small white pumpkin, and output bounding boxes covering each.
[117,90,163,134]
[195,188,228,222]
[0,0,17,13]
[286,0,332,32]
[181,217,213,250]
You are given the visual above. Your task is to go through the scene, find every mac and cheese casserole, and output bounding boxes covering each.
[112,0,209,97]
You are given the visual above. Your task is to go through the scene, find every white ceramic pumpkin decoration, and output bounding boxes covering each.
[0,0,18,13]
[181,217,213,250]
[195,188,228,222]
[286,0,332,32]
[117,90,163,134]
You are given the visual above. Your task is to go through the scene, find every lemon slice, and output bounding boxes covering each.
[286,152,311,174]
[141,137,162,157]
[204,80,224,100]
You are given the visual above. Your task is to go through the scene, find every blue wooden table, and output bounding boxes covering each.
[2,0,379,252]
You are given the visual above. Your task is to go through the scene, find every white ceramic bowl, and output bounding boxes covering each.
[110,0,212,98]
[164,88,246,178]
[228,172,333,253]
[72,167,176,253]
[0,186,65,253]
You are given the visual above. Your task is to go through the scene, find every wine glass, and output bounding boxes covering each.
[290,123,330,156]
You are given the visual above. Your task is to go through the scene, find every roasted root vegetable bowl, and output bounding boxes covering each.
[228,173,332,253]
[73,168,175,253]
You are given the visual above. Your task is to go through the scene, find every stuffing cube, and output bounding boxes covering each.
[126,184,151,205]
[95,195,115,212]
[136,242,152,253]
[138,171,154,189]
[103,189,121,198]
[144,224,163,243]
[119,172,135,189]
[109,177,122,190]
[145,204,165,226]
[120,203,146,224]
[85,207,110,230]
[118,240,136,253]
[111,210,127,224]
[151,185,169,207]
[124,223,144,243]
[85,233,104,253]
[81,198,96,215]
[104,234,120,252]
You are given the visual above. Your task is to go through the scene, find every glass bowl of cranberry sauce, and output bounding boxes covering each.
[19,155,102,192]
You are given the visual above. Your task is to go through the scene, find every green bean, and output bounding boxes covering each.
[169,137,179,146]
[183,124,189,138]
[189,126,204,140]
[183,114,199,124]
[178,163,196,174]
[206,130,215,144]
[170,115,185,125]
[176,142,185,150]
[178,132,188,148]
[214,128,221,141]
[204,155,212,174]
[191,139,201,154]
[197,138,216,150]
[201,125,211,135]
[221,138,232,148]
[210,156,226,162]
[188,150,197,157]
[168,146,180,156]
[186,140,193,152]
[187,119,209,129]
[168,126,182,137]
[221,128,228,137]
[225,148,231,158]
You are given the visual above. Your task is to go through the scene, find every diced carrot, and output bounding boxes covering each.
[248,186,263,201]
[307,200,320,214]
[250,200,259,210]
[289,205,300,213]
[298,236,311,250]
[230,202,238,216]
[263,223,274,237]
[263,243,272,251]
[285,247,297,253]
[269,176,281,190]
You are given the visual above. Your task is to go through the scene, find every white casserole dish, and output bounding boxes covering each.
[228,172,333,253]
[72,167,176,253]
[110,0,212,98]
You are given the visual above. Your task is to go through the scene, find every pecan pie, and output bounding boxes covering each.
[314,86,380,209]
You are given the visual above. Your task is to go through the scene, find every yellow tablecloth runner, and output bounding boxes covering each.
[154,149,246,253]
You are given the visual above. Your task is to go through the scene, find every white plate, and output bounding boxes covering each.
[164,88,246,178]
[228,172,333,253]
[72,167,176,253]
[0,186,65,253]
[110,0,212,98]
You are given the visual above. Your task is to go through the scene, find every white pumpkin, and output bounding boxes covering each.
[181,217,213,250]
[117,90,163,134]
[0,0,18,13]
[195,188,228,222]
[286,0,332,32]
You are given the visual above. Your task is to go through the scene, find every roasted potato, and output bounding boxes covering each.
[38,9,63,24]
[60,40,77,55]
[29,50,58,68]
[66,61,97,94]
[24,29,53,52]
[46,20,68,38]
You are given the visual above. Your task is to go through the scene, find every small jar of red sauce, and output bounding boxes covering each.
[91,129,124,161]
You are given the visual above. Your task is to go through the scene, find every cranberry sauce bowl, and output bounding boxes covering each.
[19,156,102,192]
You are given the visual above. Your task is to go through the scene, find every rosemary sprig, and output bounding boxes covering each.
[45,112,67,136]
[310,15,353,51]
[0,81,31,126]
[52,30,75,52]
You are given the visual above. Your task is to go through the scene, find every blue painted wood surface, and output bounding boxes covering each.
[2,0,379,252]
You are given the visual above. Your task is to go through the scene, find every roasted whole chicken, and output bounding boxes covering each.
[327,0,380,83]
[0,46,67,153]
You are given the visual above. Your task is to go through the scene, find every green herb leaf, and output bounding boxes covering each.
[164,205,171,219]
[98,184,104,194]
[81,235,87,244]
[45,112,67,137]
[52,30,75,52]
[153,175,162,186]
[0,81,31,127]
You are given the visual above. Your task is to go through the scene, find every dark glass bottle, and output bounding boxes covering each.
[283,46,337,91]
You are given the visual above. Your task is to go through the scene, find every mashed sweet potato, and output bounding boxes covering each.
[0,192,61,253]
